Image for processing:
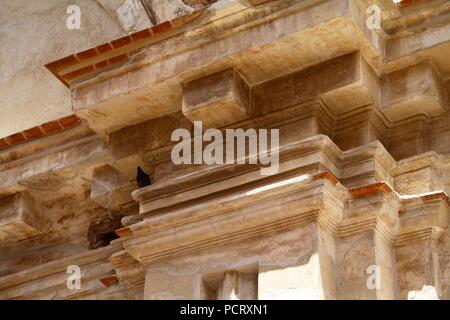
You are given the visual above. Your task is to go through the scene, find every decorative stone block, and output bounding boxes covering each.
[0,193,43,242]
[182,68,251,128]
[91,165,135,210]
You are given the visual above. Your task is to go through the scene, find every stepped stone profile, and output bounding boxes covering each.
[1,0,450,300]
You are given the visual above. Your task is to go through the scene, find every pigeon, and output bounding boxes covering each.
[136,166,151,188]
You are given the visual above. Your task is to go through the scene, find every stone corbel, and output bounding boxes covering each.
[182,68,251,128]
[91,165,135,210]
[0,192,43,243]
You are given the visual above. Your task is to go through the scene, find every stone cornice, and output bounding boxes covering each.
[120,172,339,265]
[0,136,108,197]
[382,2,450,36]
[0,246,119,299]
[115,130,450,266]
[393,226,446,247]
[133,134,392,206]
[119,168,450,265]
[0,115,82,152]
[41,0,448,138]
[132,132,450,211]
[3,175,446,298]
[46,0,449,88]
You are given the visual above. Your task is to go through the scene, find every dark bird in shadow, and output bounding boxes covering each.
[136,166,151,188]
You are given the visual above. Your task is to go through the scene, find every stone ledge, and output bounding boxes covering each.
[121,169,449,266]
[0,246,120,300]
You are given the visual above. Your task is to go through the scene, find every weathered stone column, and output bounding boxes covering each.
[257,225,337,300]
[257,178,343,300]
[336,185,400,300]
[394,195,449,300]
[396,238,441,300]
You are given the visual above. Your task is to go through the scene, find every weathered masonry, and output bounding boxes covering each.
[1,0,450,300]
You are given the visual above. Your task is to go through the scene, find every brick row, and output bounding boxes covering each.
[45,9,207,87]
[0,115,81,151]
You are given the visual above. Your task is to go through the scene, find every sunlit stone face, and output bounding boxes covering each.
[1,0,450,301]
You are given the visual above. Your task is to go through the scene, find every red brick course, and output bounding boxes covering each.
[0,115,82,151]
[45,8,207,87]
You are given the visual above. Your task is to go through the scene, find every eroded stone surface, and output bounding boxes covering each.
[1,0,450,301]
[0,193,43,243]
[182,68,251,128]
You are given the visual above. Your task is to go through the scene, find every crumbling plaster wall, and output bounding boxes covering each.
[0,0,222,140]
[96,0,151,32]
[144,0,215,23]
[0,0,147,139]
